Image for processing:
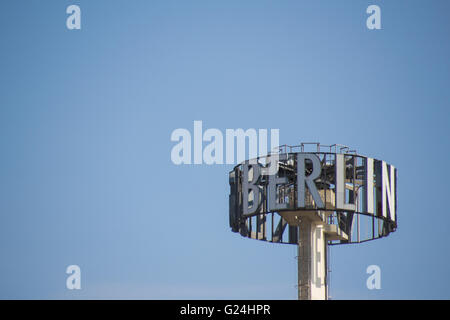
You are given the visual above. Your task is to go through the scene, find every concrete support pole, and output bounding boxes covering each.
[298,219,312,300]
[297,217,328,300]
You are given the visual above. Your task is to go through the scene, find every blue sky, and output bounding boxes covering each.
[0,0,449,299]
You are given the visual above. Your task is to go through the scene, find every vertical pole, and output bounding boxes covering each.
[297,217,328,300]
[298,219,311,300]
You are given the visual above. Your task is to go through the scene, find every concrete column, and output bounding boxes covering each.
[298,217,327,300]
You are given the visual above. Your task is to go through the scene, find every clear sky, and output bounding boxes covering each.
[0,0,449,299]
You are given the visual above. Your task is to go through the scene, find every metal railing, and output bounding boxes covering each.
[277,143,357,154]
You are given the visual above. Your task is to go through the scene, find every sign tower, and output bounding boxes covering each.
[229,143,397,300]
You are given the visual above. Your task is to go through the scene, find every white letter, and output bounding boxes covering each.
[243,163,262,215]
[193,121,203,164]
[203,128,223,165]
[268,174,288,211]
[258,129,268,160]
[66,265,81,290]
[366,265,381,290]
[260,129,280,176]
[366,5,381,30]
[225,128,258,165]
[297,154,324,208]
[171,129,191,165]
[382,162,396,221]
[335,154,356,211]
[365,157,374,214]
[66,5,81,30]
